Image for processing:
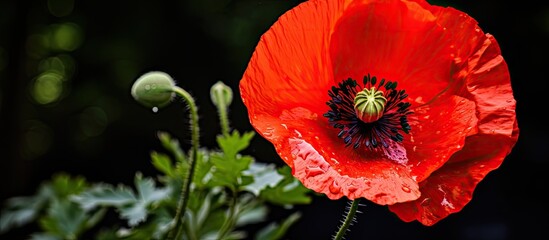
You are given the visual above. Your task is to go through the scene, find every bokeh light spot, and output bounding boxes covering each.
[32,72,64,104]
[50,23,83,51]
[39,56,66,75]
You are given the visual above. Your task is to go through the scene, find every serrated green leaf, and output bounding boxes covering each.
[122,174,171,227]
[235,205,268,227]
[50,173,87,198]
[135,174,171,204]
[260,166,312,205]
[210,154,252,189]
[71,174,170,227]
[151,151,175,177]
[216,131,255,158]
[242,163,284,196]
[71,184,136,210]
[0,183,54,233]
[30,233,62,240]
[254,212,301,240]
[39,199,87,239]
[192,149,213,188]
[157,131,186,163]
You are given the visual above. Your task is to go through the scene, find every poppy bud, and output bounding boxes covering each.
[354,87,386,123]
[210,81,233,108]
[131,71,176,109]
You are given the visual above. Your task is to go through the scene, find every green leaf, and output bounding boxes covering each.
[38,199,88,239]
[1,174,89,234]
[235,204,268,227]
[30,233,62,240]
[192,149,213,188]
[71,173,170,227]
[242,163,284,196]
[157,131,186,162]
[0,182,54,233]
[210,154,252,189]
[260,166,312,205]
[254,212,302,240]
[50,173,87,198]
[151,151,175,177]
[217,131,254,158]
[71,184,136,210]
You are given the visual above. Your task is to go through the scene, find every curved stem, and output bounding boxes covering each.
[217,189,238,239]
[333,199,361,240]
[167,86,200,240]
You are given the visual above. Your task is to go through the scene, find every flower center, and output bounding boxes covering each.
[323,75,412,150]
[354,87,386,123]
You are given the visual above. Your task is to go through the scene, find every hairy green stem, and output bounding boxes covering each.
[217,189,238,239]
[215,89,230,136]
[333,199,361,240]
[166,86,200,240]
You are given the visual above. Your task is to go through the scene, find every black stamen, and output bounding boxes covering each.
[323,76,412,151]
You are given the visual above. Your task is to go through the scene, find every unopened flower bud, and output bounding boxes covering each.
[131,71,175,109]
[210,81,233,108]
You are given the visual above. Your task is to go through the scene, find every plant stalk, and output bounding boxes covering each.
[333,199,361,240]
[167,86,200,240]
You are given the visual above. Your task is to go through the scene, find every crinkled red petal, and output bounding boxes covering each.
[250,109,420,205]
[389,123,518,226]
[240,0,348,118]
[404,95,478,182]
[388,8,518,225]
[329,0,455,104]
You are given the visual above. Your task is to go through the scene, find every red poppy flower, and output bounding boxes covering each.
[239,0,518,226]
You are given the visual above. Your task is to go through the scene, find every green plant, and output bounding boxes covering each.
[1,73,311,240]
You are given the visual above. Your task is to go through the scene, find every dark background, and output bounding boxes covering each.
[1,0,548,239]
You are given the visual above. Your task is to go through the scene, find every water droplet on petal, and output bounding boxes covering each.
[152,107,158,113]
[420,198,431,206]
[329,180,341,194]
[263,127,274,137]
[401,185,411,193]
[305,166,325,178]
[347,183,358,193]
[144,84,151,91]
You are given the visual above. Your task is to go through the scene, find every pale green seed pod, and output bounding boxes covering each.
[354,87,387,123]
[131,71,175,109]
[210,81,233,108]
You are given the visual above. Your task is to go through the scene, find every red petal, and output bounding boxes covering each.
[240,0,348,119]
[404,95,478,182]
[458,34,516,137]
[251,109,421,205]
[389,27,517,225]
[389,123,519,226]
[329,0,455,103]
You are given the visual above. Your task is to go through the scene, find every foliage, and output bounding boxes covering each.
[1,82,312,240]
